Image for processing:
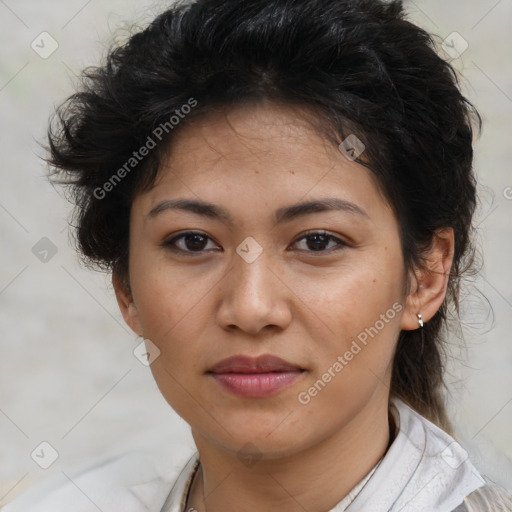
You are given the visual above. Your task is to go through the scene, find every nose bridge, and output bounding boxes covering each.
[231,246,276,306]
[216,243,291,334]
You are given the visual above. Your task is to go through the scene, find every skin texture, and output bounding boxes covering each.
[113,100,454,512]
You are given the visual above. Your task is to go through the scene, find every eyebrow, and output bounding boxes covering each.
[147,197,369,224]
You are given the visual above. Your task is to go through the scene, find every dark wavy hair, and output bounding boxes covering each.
[47,0,481,432]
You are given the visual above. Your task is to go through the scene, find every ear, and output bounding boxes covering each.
[400,227,455,330]
[112,271,143,337]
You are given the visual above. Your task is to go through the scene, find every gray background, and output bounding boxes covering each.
[1,0,511,504]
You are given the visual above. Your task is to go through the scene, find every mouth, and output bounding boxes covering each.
[207,354,306,398]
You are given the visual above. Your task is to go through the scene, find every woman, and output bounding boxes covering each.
[4,0,511,510]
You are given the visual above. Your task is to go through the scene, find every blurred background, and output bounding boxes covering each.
[1,0,511,505]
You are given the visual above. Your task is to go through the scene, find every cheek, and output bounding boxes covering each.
[292,251,405,391]
[291,257,404,337]
[296,299,402,430]
[130,255,217,339]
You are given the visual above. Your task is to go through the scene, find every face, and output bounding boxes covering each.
[119,100,413,459]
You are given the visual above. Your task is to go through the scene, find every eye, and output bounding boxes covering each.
[291,231,347,253]
[162,230,347,256]
[162,231,221,255]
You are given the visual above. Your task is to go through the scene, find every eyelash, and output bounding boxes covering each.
[161,230,348,256]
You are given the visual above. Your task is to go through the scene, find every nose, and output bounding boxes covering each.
[215,249,293,336]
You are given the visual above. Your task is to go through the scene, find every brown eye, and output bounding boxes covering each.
[292,231,347,253]
[162,231,220,255]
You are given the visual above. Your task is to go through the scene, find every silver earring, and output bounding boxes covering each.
[417,313,424,328]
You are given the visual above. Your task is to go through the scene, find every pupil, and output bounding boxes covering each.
[186,233,207,251]
[308,234,328,251]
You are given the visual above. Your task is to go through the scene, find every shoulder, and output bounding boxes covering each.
[352,398,500,512]
[451,476,512,511]
[1,447,197,512]
[391,399,511,511]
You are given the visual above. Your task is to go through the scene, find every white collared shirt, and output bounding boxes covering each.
[3,398,510,512]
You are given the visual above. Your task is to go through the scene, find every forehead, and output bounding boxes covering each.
[134,101,392,223]
[166,101,338,170]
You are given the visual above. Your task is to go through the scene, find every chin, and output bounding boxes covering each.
[207,411,312,455]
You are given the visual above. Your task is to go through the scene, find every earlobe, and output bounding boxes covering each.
[400,228,455,331]
[112,271,143,336]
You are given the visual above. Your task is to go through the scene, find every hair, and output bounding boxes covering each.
[47,0,481,432]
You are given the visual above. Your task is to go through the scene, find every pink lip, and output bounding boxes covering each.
[207,354,306,398]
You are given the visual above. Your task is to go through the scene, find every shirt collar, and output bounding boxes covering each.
[347,397,485,511]
[156,397,486,512]
[158,452,200,512]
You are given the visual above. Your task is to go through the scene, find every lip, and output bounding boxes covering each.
[207,354,306,398]
[208,354,303,374]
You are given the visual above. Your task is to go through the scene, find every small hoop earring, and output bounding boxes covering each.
[417,313,424,328]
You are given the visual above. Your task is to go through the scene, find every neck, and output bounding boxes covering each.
[187,397,395,512]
